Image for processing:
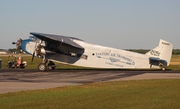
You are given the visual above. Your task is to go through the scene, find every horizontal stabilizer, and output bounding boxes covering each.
[146,39,173,66]
[149,57,167,66]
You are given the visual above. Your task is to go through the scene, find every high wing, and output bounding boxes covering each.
[30,32,84,50]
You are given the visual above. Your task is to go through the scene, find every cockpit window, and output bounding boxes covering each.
[29,36,37,41]
[29,36,45,46]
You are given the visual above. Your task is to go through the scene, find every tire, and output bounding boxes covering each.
[38,63,46,71]
[161,67,166,71]
[7,64,11,69]
[20,64,25,69]
[7,62,13,68]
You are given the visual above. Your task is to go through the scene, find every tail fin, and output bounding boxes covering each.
[145,39,173,66]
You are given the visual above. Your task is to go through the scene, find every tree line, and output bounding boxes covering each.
[126,49,180,55]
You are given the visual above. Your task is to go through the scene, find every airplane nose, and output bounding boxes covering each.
[12,38,23,53]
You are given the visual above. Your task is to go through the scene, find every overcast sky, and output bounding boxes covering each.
[0,0,180,49]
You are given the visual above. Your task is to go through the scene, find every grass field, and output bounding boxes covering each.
[0,79,180,109]
[0,55,82,69]
[0,55,180,109]
[168,55,180,70]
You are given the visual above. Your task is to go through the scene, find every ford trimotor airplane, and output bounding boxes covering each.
[12,32,173,71]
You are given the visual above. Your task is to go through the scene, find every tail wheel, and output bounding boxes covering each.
[161,67,166,71]
[159,63,166,71]
[38,63,46,71]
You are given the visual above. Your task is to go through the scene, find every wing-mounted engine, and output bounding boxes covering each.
[31,41,47,62]
[35,43,46,57]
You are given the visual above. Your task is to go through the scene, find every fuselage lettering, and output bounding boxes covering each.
[162,42,170,46]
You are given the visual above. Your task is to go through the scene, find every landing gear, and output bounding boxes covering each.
[159,63,166,71]
[161,67,166,71]
[38,63,46,71]
[38,60,56,71]
[48,61,55,70]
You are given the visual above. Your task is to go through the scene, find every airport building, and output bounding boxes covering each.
[0,49,9,54]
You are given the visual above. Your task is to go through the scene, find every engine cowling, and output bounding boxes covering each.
[35,44,46,57]
[12,38,22,53]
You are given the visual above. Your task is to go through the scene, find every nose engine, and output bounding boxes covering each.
[12,38,22,52]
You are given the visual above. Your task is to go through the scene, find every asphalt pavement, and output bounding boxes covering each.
[0,69,180,94]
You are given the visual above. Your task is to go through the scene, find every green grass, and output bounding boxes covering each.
[0,55,83,69]
[168,65,180,70]
[170,55,180,62]
[0,79,180,109]
[0,55,180,108]
[166,55,180,70]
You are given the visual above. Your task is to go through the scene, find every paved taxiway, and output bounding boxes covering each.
[0,69,180,94]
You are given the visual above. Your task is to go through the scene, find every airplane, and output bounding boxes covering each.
[12,32,173,71]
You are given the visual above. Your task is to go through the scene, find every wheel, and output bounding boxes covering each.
[20,64,25,69]
[161,67,166,71]
[7,61,16,68]
[47,61,55,70]
[38,63,46,71]
[7,64,11,69]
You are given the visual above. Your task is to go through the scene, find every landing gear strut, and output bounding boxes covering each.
[38,59,56,71]
[159,63,166,71]
[47,61,56,70]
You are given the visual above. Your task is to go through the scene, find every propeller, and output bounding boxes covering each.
[12,38,22,53]
[31,41,37,63]
[31,51,35,63]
